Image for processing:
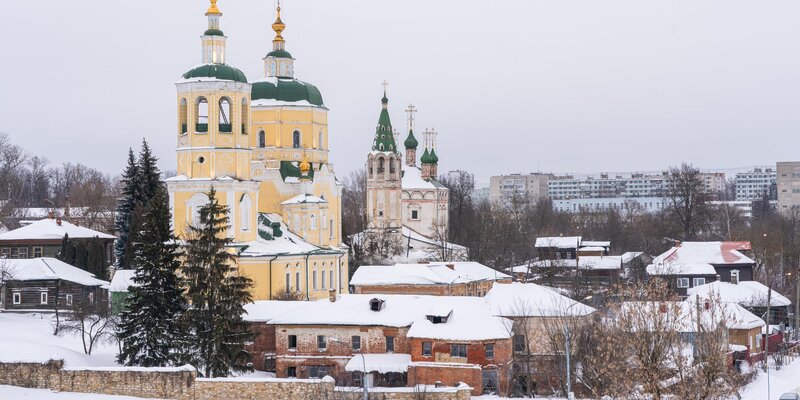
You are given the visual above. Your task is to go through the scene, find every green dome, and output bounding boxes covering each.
[420,148,432,164]
[182,64,247,83]
[204,28,224,36]
[429,148,439,164]
[266,49,293,59]
[251,78,324,106]
[404,129,418,149]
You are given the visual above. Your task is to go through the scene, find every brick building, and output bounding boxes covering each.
[350,262,511,297]
[261,293,513,395]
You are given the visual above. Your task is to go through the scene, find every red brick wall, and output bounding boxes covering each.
[247,323,276,371]
[407,364,482,395]
[354,279,511,297]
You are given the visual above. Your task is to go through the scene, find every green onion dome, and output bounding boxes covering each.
[266,49,293,59]
[251,78,324,106]
[204,28,224,36]
[420,148,432,164]
[429,148,439,164]
[182,64,247,83]
[404,130,418,149]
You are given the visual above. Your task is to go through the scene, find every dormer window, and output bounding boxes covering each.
[369,298,384,312]
[427,315,448,324]
[426,306,453,324]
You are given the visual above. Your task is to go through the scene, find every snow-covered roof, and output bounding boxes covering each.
[268,294,512,341]
[401,165,445,190]
[512,256,622,272]
[243,300,308,322]
[578,246,606,252]
[0,218,115,241]
[620,252,644,263]
[109,270,137,292]
[344,353,411,373]
[652,241,755,267]
[281,193,327,205]
[350,262,508,286]
[485,282,596,317]
[687,281,792,308]
[617,299,765,332]
[646,263,717,276]
[535,236,582,248]
[6,258,109,287]
[582,240,611,248]
[239,213,341,257]
[163,175,238,182]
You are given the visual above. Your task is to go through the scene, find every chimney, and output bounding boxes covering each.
[446,263,455,270]
[47,211,55,219]
[56,217,62,226]
[328,289,337,303]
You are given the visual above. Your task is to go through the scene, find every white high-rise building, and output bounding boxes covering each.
[735,167,776,201]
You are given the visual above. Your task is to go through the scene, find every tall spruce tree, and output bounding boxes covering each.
[117,190,186,367]
[113,149,140,269]
[86,236,107,280]
[136,139,164,202]
[181,187,253,377]
[57,234,76,265]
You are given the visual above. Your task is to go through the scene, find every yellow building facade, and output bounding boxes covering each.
[167,0,348,301]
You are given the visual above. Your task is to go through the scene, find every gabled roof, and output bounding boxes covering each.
[512,255,622,272]
[281,193,327,205]
[351,261,508,286]
[239,213,341,257]
[243,300,308,322]
[653,241,755,266]
[485,282,596,317]
[6,258,109,288]
[535,236,582,248]
[0,218,115,241]
[109,270,137,292]
[267,294,512,341]
[401,165,443,190]
[687,281,792,307]
[646,263,717,276]
[617,299,765,332]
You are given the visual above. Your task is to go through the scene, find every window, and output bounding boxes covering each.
[318,130,323,149]
[65,294,73,306]
[317,335,327,350]
[258,130,266,148]
[12,292,20,305]
[240,195,252,231]
[731,270,740,283]
[296,272,300,292]
[330,220,334,239]
[386,336,394,352]
[1,248,9,258]
[693,277,706,287]
[450,344,467,358]
[241,97,248,134]
[40,291,48,305]
[196,97,209,133]
[422,341,432,356]
[308,366,329,379]
[287,367,297,378]
[18,248,28,259]
[179,98,188,134]
[352,336,361,351]
[310,214,317,230]
[312,271,318,290]
[292,130,301,148]
[352,373,362,386]
[330,270,334,290]
[378,157,385,174]
[88,292,94,304]
[288,335,297,350]
[285,272,291,291]
[32,247,42,258]
[676,278,689,288]
[411,210,419,220]
[485,344,494,359]
[218,97,232,132]
[513,335,526,352]
[321,269,326,289]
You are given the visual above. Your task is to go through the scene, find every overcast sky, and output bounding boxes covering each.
[2,0,799,186]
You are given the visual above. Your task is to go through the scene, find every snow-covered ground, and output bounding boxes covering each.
[0,385,158,399]
[740,356,800,400]
[0,312,119,367]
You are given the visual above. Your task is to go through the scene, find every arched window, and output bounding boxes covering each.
[389,157,395,174]
[318,130,323,149]
[187,193,210,227]
[258,130,266,148]
[310,214,317,230]
[240,194,252,231]
[292,130,301,148]
[241,97,248,134]
[179,98,188,135]
[196,97,209,133]
[377,157,385,174]
[218,97,232,132]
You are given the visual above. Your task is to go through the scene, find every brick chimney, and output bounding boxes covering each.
[56,217,62,226]
[47,210,55,219]
[328,289,337,303]
[446,263,455,270]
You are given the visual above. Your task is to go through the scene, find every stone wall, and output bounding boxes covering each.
[0,360,469,400]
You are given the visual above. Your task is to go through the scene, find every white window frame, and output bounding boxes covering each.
[32,246,43,258]
[731,270,739,282]
[18,247,29,259]
[40,291,48,305]
[321,270,326,290]
[12,291,21,305]
[66,294,73,306]
[312,271,317,290]
[676,278,689,288]
[693,277,706,287]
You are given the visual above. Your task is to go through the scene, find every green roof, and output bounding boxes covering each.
[429,148,439,164]
[182,64,247,83]
[404,129,418,149]
[279,160,315,182]
[252,79,324,106]
[266,49,293,59]
[420,148,432,164]
[372,94,397,153]
[204,28,224,36]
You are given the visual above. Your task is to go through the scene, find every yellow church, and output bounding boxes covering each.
[166,0,347,301]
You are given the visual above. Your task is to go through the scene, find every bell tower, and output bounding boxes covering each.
[366,82,403,231]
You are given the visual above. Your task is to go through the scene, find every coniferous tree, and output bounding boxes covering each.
[74,241,88,269]
[136,139,164,202]
[113,149,140,269]
[57,234,76,265]
[117,190,186,367]
[86,236,107,280]
[181,187,253,377]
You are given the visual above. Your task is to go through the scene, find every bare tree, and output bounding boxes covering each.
[0,258,16,307]
[666,164,710,240]
[57,300,115,355]
[272,288,304,301]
